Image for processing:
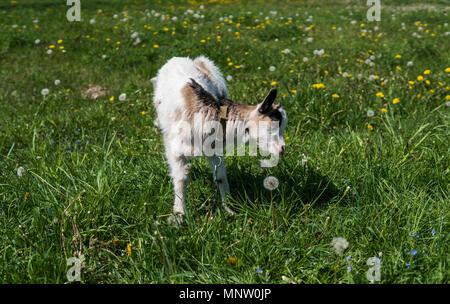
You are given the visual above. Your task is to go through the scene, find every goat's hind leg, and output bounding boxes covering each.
[166,151,189,226]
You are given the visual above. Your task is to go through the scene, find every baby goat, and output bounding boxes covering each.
[152,55,287,224]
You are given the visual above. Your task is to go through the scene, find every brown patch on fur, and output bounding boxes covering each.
[194,60,213,82]
[181,82,218,122]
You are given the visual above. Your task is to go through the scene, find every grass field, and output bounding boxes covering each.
[0,0,449,284]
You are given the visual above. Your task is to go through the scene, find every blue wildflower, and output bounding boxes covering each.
[347,266,352,271]
[415,235,420,238]
[408,249,417,255]
[406,263,411,268]
[411,233,415,237]
[257,268,262,274]
[432,229,436,235]
[346,255,351,260]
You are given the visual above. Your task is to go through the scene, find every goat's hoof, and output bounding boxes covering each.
[168,213,184,228]
[223,203,236,216]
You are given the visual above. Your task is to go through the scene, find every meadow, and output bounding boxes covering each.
[0,0,449,283]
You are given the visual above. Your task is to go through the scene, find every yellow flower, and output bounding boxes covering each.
[395,54,402,59]
[141,111,146,115]
[446,95,450,101]
[106,38,111,42]
[312,83,325,89]
[285,136,289,141]
[445,67,450,73]
[392,98,400,104]
[291,89,297,94]
[270,81,277,86]
[408,81,415,85]
[57,39,63,44]
[417,93,421,99]
[226,257,240,267]
[425,80,430,85]
[376,92,385,98]
[109,96,114,102]
[127,243,132,256]
[113,238,119,246]
[116,41,121,45]
[381,108,388,113]
[332,94,340,98]
[417,75,424,81]
[153,44,159,48]
[234,65,240,69]
[200,39,206,43]
[367,124,374,131]
[49,45,55,49]
[59,46,64,50]
[423,69,431,75]
[396,66,402,71]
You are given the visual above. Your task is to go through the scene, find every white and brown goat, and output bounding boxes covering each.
[151,55,287,224]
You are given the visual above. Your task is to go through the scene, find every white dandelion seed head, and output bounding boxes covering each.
[367,110,375,117]
[35,39,41,45]
[119,93,127,101]
[303,57,309,62]
[301,158,308,166]
[226,75,233,81]
[17,166,25,177]
[102,54,107,59]
[41,88,49,96]
[131,31,139,39]
[283,48,290,54]
[331,237,349,255]
[46,49,53,55]
[306,37,313,43]
[407,61,414,67]
[263,176,279,191]
[54,79,61,86]
[446,101,450,107]
[269,66,276,72]
[90,18,96,24]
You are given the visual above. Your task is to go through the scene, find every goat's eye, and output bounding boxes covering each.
[245,128,249,134]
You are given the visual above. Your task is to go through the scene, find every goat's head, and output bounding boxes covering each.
[244,88,287,156]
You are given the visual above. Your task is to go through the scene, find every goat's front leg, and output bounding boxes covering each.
[208,156,235,215]
[166,153,189,226]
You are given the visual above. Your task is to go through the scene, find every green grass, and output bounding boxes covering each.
[0,0,449,283]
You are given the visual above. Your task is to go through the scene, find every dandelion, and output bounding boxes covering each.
[41,88,49,96]
[376,92,384,98]
[141,111,146,115]
[47,49,53,55]
[226,257,240,267]
[331,237,349,255]
[113,237,119,246]
[395,54,402,59]
[367,124,374,131]
[226,75,233,81]
[270,81,277,86]
[34,39,40,44]
[302,57,309,62]
[109,96,114,102]
[392,98,400,104]
[423,69,431,75]
[367,110,375,117]
[119,93,127,101]
[445,67,450,73]
[269,66,276,72]
[17,166,25,177]
[407,61,414,67]
[417,75,424,81]
[54,79,61,86]
[332,94,340,99]
[263,176,279,191]
[312,83,325,89]
[127,243,132,256]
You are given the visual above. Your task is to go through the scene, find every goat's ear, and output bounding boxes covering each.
[189,78,218,107]
[258,88,277,114]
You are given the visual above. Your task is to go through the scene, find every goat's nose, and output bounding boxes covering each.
[280,145,286,155]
